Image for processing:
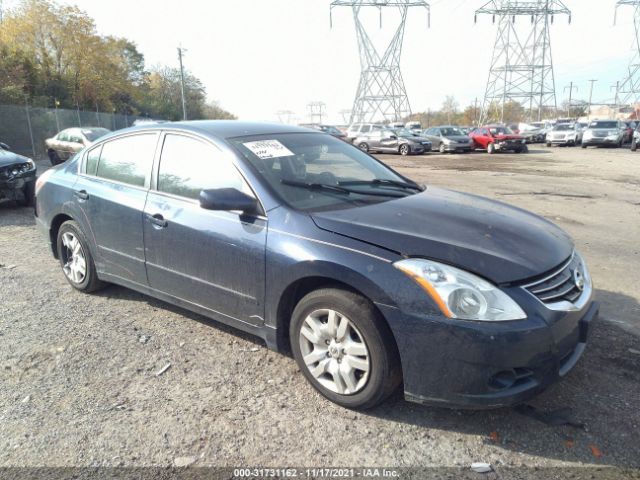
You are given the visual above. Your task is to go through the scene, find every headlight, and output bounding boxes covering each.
[394,258,527,321]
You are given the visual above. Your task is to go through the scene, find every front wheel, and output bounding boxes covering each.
[581,144,587,149]
[399,144,410,156]
[358,142,369,153]
[290,288,401,409]
[439,143,446,154]
[632,139,638,152]
[56,220,105,293]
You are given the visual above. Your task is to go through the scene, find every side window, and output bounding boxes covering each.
[157,134,251,201]
[85,145,102,176]
[96,134,156,187]
[57,131,69,142]
[360,125,371,133]
[69,130,83,143]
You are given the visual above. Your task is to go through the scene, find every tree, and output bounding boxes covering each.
[0,0,235,120]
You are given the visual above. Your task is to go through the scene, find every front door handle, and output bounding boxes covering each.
[74,189,89,200]
[147,213,168,228]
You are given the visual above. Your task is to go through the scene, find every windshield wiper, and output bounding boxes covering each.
[339,178,424,191]
[281,179,406,197]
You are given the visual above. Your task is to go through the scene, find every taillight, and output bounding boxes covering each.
[35,168,55,196]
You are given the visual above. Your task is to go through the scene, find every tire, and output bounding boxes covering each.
[290,288,401,410]
[439,143,446,154]
[581,144,587,149]
[632,139,638,152]
[48,150,62,166]
[56,220,105,293]
[358,142,369,153]
[546,142,551,147]
[487,143,496,154]
[18,180,35,207]
[399,144,410,156]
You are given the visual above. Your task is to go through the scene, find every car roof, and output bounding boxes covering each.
[114,120,316,140]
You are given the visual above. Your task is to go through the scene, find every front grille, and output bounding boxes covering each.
[523,254,584,304]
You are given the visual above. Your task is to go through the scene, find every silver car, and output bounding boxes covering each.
[581,120,625,148]
[422,126,474,153]
[354,128,430,156]
[345,123,384,144]
[546,123,583,147]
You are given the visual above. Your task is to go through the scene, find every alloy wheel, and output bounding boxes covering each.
[61,232,87,284]
[298,308,370,395]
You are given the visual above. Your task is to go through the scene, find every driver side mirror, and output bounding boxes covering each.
[387,134,397,140]
[0,142,9,151]
[199,188,259,215]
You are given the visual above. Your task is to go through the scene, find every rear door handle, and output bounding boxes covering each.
[147,213,168,228]
[74,189,89,200]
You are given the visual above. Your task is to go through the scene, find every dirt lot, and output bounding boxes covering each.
[0,146,639,475]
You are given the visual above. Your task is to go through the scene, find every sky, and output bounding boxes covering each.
[9,0,638,123]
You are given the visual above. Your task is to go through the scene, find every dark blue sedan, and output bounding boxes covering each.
[35,121,598,409]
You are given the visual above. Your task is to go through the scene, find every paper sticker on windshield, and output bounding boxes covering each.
[243,140,294,159]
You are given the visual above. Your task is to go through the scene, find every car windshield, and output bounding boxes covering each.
[440,127,463,136]
[82,128,110,141]
[589,121,618,129]
[230,133,418,212]
[554,125,573,131]
[489,126,514,135]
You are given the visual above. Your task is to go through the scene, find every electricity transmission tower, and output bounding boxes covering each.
[307,101,326,123]
[330,0,429,124]
[476,0,570,125]
[615,0,640,106]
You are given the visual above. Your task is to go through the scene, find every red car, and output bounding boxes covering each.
[470,125,528,154]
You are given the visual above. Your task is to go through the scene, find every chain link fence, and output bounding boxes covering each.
[0,103,155,160]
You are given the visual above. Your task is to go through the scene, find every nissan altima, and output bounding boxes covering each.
[35,121,598,409]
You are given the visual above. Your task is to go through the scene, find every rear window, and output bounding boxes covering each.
[96,134,157,187]
[590,121,618,129]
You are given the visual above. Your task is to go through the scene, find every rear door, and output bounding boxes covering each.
[74,132,159,285]
[143,132,267,326]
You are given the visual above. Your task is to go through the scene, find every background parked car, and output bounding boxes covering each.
[404,121,422,132]
[581,120,625,148]
[469,125,528,154]
[45,127,110,165]
[300,124,347,141]
[422,126,473,153]
[355,128,430,155]
[546,123,583,147]
[0,141,36,206]
[345,123,383,144]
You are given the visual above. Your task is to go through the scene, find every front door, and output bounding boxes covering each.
[143,133,267,326]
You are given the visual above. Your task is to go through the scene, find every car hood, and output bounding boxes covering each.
[0,149,30,167]
[311,187,573,284]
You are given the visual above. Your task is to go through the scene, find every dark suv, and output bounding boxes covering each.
[0,142,36,206]
[36,121,598,410]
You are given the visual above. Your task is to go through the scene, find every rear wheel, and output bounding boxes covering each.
[399,144,410,156]
[358,142,369,153]
[632,138,638,152]
[439,143,446,154]
[290,288,401,409]
[487,143,496,154]
[581,144,587,149]
[546,142,552,147]
[56,220,105,293]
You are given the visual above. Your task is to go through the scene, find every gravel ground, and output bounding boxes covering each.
[0,147,639,476]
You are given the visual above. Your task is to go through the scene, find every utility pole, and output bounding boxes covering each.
[177,46,188,121]
[473,97,478,126]
[476,0,571,125]
[564,82,577,118]
[330,0,430,124]
[587,79,598,121]
[611,80,621,107]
